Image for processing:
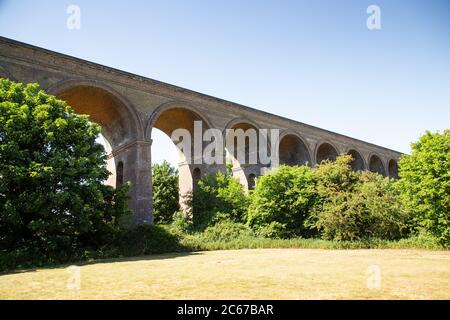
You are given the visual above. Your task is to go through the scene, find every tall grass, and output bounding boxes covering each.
[180,235,445,251]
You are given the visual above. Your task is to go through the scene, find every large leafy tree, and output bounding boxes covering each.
[398,130,449,246]
[309,156,410,241]
[152,161,179,224]
[0,79,130,265]
[247,165,316,238]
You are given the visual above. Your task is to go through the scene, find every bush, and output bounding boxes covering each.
[113,224,182,257]
[152,161,179,224]
[0,79,131,270]
[192,172,249,230]
[199,220,255,242]
[254,221,288,238]
[398,130,450,246]
[247,165,316,238]
[309,156,411,241]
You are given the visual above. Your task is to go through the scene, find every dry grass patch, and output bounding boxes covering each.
[0,249,449,299]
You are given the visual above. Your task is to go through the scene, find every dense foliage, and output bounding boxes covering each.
[309,157,410,241]
[152,161,179,223]
[247,165,316,238]
[192,171,249,230]
[1,79,446,271]
[398,130,449,246]
[0,79,131,269]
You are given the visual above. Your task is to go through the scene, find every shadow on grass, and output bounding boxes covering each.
[0,250,203,276]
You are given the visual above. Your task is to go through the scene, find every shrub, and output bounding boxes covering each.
[247,165,316,238]
[309,156,411,241]
[199,220,255,242]
[397,130,450,246]
[113,224,182,257]
[314,155,359,194]
[254,221,288,239]
[192,172,249,230]
[0,79,131,269]
[152,161,179,224]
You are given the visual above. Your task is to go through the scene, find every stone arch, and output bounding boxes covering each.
[388,159,399,179]
[148,101,214,212]
[278,131,311,166]
[48,79,151,223]
[369,154,386,176]
[315,142,339,164]
[224,117,268,190]
[48,79,143,146]
[347,149,365,171]
[146,101,214,141]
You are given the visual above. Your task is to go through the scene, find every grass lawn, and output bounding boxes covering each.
[0,248,449,299]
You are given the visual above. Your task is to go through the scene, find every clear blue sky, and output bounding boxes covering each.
[1,0,449,164]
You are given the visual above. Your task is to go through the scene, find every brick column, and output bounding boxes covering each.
[112,139,153,224]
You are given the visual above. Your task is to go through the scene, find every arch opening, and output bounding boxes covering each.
[279,134,311,166]
[55,85,139,188]
[56,85,137,148]
[347,149,365,171]
[225,121,267,190]
[248,173,256,190]
[151,107,212,212]
[316,142,338,164]
[369,155,386,176]
[388,159,399,179]
[193,167,201,189]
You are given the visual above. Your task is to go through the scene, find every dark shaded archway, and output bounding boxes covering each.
[388,159,399,179]
[347,149,365,171]
[316,142,338,164]
[369,155,386,176]
[193,167,201,189]
[248,173,256,190]
[279,134,311,166]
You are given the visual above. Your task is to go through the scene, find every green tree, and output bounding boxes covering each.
[398,130,450,246]
[247,165,316,238]
[152,160,179,224]
[0,79,130,267]
[192,171,249,230]
[309,156,411,241]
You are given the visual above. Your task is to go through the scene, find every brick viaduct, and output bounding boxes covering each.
[0,37,402,223]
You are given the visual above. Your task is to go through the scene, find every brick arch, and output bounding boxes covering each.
[346,148,366,171]
[388,159,399,179]
[46,79,151,223]
[148,101,216,214]
[223,117,270,190]
[146,101,214,141]
[277,131,312,166]
[368,154,386,176]
[315,141,339,164]
[48,79,143,148]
